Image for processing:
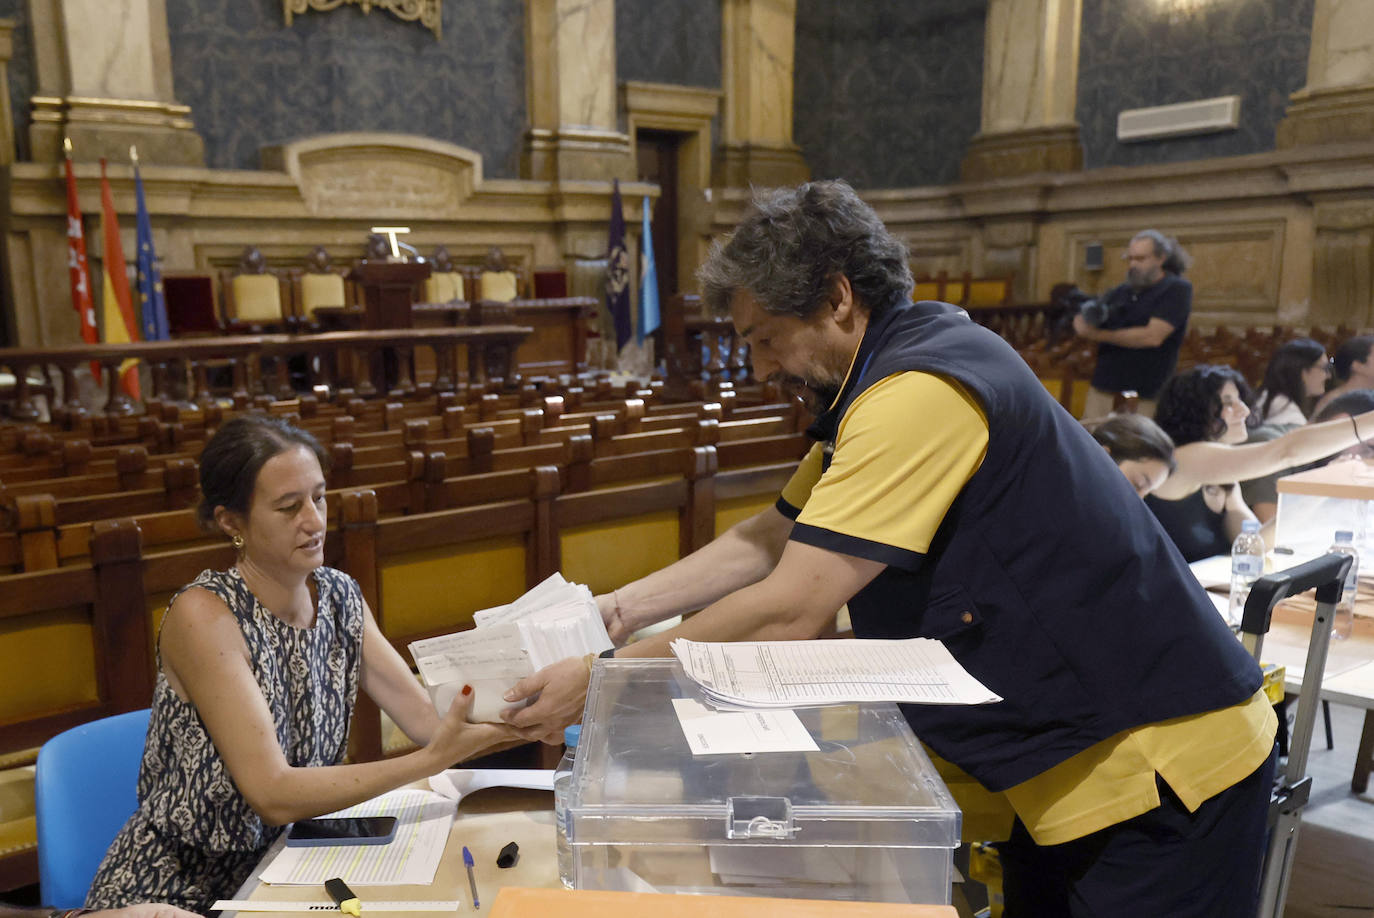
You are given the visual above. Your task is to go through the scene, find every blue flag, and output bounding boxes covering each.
[606,179,632,351]
[637,196,660,345]
[133,163,169,340]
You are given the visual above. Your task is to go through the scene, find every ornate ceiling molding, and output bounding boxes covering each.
[283,0,442,39]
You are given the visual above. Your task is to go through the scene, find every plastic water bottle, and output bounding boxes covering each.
[1228,519,1264,628]
[1329,530,1360,641]
[553,723,581,889]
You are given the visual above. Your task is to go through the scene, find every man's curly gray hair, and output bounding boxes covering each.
[697,180,913,320]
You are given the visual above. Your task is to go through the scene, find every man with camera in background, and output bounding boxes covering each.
[1073,229,1192,418]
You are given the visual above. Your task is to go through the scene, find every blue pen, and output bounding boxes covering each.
[462,846,479,909]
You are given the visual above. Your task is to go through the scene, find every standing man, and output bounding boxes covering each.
[504,182,1274,917]
[1074,230,1192,418]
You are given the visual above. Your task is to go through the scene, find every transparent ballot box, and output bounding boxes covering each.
[566,659,961,904]
[1276,460,1374,565]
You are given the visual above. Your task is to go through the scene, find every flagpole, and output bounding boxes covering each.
[130,142,170,343]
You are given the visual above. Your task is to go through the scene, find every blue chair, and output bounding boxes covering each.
[35,709,150,908]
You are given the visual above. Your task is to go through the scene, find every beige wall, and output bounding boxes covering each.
[7,1,1374,347]
[840,142,1371,331]
[14,134,1368,348]
[3,134,654,347]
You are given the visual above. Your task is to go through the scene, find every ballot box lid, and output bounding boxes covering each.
[568,658,960,848]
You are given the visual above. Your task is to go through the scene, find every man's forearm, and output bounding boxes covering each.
[619,540,886,658]
[621,578,818,658]
[1090,325,1167,348]
[614,508,792,631]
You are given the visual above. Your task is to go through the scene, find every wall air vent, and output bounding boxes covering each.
[1116,96,1241,142]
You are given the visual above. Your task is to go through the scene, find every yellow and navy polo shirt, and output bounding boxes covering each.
[779,370,1275,845]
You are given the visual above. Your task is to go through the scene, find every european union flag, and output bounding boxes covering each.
[637,196,659,345]
[606,179,632,351]
[133,162,169,340]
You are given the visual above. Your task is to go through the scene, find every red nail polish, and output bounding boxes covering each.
[462,684,472,696]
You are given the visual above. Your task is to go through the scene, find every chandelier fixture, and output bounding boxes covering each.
[1155,0,1219,25]
[283,0,442,39]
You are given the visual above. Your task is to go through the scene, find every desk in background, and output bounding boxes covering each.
[1252,602,1374,793]
[1191,555,1374,793]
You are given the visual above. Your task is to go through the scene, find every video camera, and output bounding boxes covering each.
[1054,284,1112,327]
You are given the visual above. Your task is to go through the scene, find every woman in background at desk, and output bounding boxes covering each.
[1253,337,1329,428]
[86,416,516,915]
[1090,365,1374,561]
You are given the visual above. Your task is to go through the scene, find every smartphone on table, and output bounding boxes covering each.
[284,816,398,846]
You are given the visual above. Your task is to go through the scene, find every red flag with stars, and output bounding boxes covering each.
[63,151,100,379]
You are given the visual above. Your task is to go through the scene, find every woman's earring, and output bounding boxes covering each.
[231,534,245,551]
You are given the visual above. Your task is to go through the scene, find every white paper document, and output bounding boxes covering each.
[258,789,453,886]
[670,637,1002,708]
[1190,554,1234,590]
[427,768,555,802]
[408,573,612,722]
[670,698,820,755]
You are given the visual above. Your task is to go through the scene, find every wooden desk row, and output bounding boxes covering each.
[0,326,533,422]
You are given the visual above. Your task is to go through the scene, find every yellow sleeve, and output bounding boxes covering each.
[790,372,988,570]
[777,442,825,518]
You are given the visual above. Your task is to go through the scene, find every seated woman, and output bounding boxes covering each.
[1253,337,1329,428]
[1085,412,1175,498]
[1137,365,1374,561]
[1089,407,1262,560]
[86,415,515,914]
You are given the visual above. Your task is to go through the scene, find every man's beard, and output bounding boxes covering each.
[1127,268,1155,290]
[773,373,842,415]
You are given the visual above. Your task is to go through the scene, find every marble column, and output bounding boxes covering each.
[717,0,808,188]
[27,0,204,165]
[1278,1,1374,325]
[960,0,1083,182]
[1277,0,1374,148]
[1308,199,1374,326]
[521,0,634,182]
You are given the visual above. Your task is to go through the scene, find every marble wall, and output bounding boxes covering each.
[616,0,720,88]
[0,0,32,162]
[793,0,984,189]
[1077,0,1315,169]
[165,0,526,174]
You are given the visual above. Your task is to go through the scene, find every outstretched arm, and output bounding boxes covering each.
[1157,409,1374,497]
[598,504,795,642]
[160,588,518,826]
[358,601,444,745]
[504,539,884,742]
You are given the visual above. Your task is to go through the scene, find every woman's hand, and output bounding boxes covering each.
[424,685,523,769]
[500,656,594,744]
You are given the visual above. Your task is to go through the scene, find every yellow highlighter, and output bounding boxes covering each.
[326,877,362,917]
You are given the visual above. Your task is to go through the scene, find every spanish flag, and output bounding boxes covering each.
[98,159,141,400]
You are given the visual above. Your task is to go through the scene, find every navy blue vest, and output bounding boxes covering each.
[809,301,1260,791]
